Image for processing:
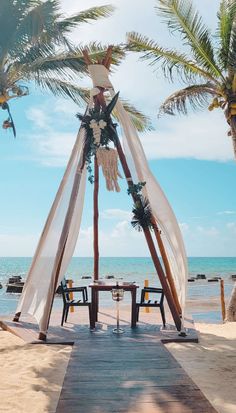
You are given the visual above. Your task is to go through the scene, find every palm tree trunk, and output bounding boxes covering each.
[232,133,236,159]
[230,116,236,158]
[226,282,236,321]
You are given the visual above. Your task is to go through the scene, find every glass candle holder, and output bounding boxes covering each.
[111,284,124,334]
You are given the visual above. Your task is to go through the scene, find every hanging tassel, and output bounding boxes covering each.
[96,148,122,192]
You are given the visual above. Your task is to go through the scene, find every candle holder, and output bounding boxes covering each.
[111,283,124,334]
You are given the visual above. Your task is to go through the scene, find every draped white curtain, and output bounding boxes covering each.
[16,128,87,334]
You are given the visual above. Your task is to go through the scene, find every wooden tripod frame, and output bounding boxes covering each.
[83,47,182,331]
[13,46,182,339]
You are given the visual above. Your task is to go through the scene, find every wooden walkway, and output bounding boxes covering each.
[56,325,217,413]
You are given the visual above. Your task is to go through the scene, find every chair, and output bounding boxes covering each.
[60,279,92,327]
[136,287,166,327]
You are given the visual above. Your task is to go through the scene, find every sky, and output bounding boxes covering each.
[0,0,235,257]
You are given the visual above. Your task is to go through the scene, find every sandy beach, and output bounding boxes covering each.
[0,309,235,413]
[0,330,71,413]
[167,322,236,413]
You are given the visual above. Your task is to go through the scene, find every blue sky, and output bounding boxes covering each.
[0,0,235,257]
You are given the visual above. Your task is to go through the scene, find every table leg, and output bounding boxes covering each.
[95,290,98,322]
[131,289,137,328]
[91,288,96,329]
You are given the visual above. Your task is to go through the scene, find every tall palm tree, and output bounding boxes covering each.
[127,0,236,321]
[0,0,150,134]
[127,0,236,155]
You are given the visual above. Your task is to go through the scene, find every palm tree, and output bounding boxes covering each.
[0,0,150,134]
[127,0,236,321]
[127,0,236,156]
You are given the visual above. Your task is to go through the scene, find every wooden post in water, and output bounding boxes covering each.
[220,279,226,321]
[144,279,150,313]
[68,279,74,313]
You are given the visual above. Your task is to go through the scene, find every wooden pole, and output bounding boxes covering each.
[153,226,182,315]
[114,137,182,331]
[144,279,150,313]
[93,156,99,280]
[143,228,181,331]
[68,279,74,313]
[220,279,226,322]
[38,162,85,341]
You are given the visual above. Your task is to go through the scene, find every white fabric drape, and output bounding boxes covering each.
[16,127,87,334]
[88,64,188,313]
[113,99,188,312]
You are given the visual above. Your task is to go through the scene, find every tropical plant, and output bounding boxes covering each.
[0,0,151,134]
[127,0,236,157]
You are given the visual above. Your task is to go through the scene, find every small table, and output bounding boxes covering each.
[89,283,139,329]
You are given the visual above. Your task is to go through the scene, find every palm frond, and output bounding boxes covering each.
[2,1,60,59]
[19,43,125,82]
[156,0,223,80]
[0,0,25,61]
[35,77,89,106]
[159,83,217,115]
[217,0,236,70]
[127,32,218,83]
[117,99,153,132]
[57,5,115,32]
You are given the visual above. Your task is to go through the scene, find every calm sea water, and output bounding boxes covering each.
[0,257,235,322]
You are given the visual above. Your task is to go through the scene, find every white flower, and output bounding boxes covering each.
[99,120,107,129]
[89,119,97,129]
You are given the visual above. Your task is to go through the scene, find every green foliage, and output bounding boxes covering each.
[77,95,119,182]
[127,182,146,196]
[0,1,151,137]
[131,197,153,232]
[126,0,236,140]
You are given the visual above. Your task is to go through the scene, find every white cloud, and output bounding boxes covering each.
[0,233,38,256]
[27,130,77,167]
[101,209,131,220]
[140,111,233,162]
[25,102,79,166]
[26,107,51,130]
[226,222,236,233]
[217,210,236,215]
[197,226,219,237]
[179,222,189,233]
[75,221,149,256]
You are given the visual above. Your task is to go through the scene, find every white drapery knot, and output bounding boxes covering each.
[88,64,113,89]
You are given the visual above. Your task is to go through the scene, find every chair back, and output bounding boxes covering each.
[60,279,70,304]
[141,287,164,305]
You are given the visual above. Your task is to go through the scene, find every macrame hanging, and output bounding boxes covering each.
[96,147,122,192]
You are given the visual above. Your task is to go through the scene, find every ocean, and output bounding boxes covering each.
[0,257,235,322]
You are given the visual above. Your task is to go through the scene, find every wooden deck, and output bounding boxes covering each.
[0,306,198,344]
[0,308,217,412]
[56,326,217,413]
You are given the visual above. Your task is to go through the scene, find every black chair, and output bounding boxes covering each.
[60,279,92,327]
[136,287,166,327]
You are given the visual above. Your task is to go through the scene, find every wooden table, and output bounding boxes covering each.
[89,283,139,329]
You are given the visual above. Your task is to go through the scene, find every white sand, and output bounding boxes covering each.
[167,323,236,413]
[0,330,71,413]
